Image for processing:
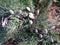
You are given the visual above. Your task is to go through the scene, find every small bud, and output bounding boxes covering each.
[49,38,57,43]
[29,20,33,24]
[19,16,23,20]
[49,38,57,44]
[2,18,8,27]
[16,15,20,18]
[50,25,56,29]
[16,9,22,15]
[16,15,23,20]
[23,12,28,18]
[42,29,48,34]
[29,13,35,19]
[26,7,30,11]
[34,29,38,33]
[49,38,54,43]
[39,34,43,39]
[36,9,40,15]
[9,9,14,14]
